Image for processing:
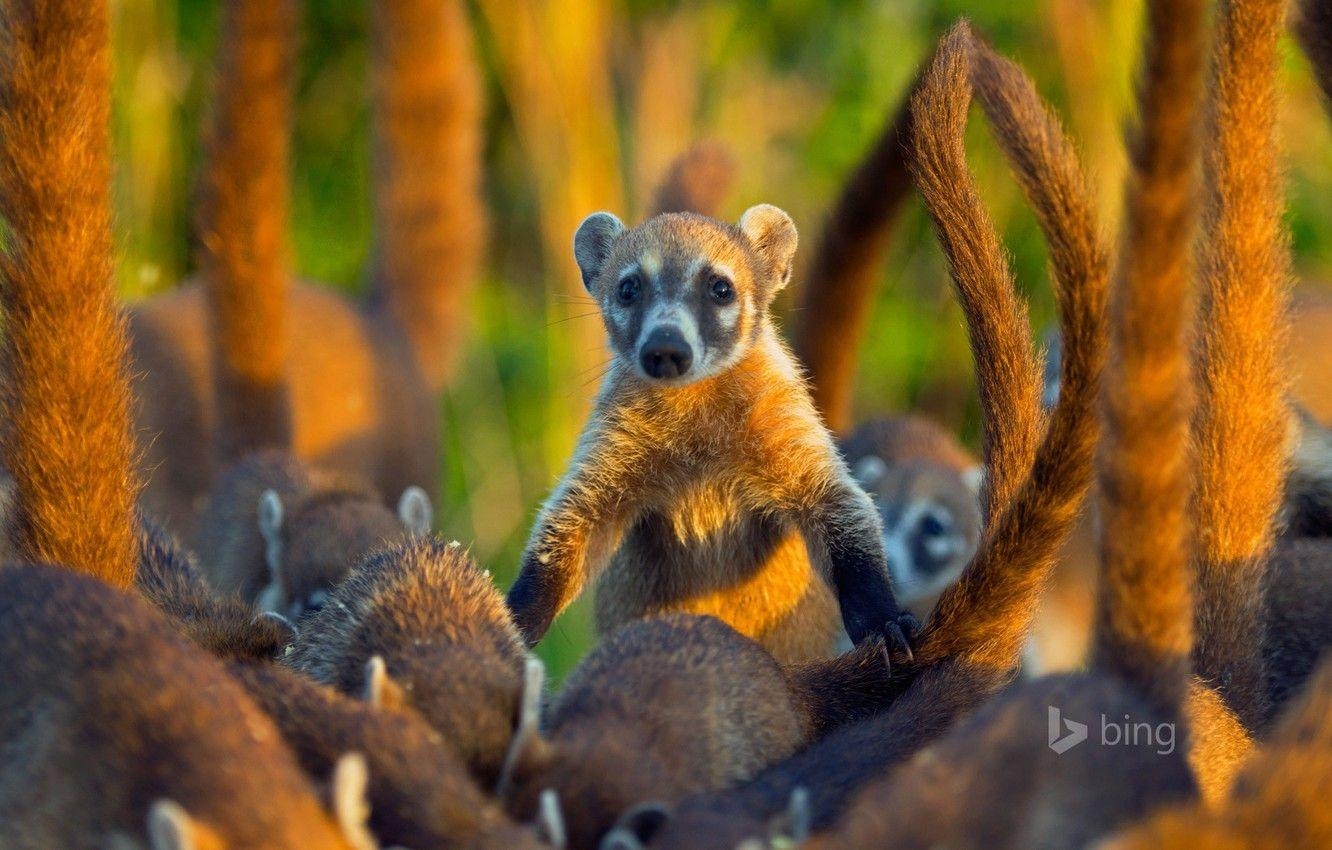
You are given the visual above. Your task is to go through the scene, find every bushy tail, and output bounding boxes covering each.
[1190,0,1290,734]
[1091,0,1207,716]
[649,140,737,218]
[910,24,1109,673]
[198,0,298,463]
[368,0,487,391]
[790,80,918,434]
[0,0,140,586]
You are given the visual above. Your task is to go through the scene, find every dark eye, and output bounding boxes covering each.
[709,275,735,304]
[920,513,947,538]
[617,274,641,304]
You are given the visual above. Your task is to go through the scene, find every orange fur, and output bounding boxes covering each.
[0,0,140,586]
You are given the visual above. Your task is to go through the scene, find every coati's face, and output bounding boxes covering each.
[853,456,983,606]
[573,207,798,385]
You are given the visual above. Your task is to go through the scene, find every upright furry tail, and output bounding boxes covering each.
[368,0,487,391]
[1296,0,1332,106]
[910,24,1109,672]
[790,80,918,435]
[1190,0,1290,734]
[0,0,140,586]
[1091,0,1207,716]
[649,140,737,218]
[198,0,297,463]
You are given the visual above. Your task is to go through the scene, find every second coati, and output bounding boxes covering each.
[505,205,918,664]
[285,536,528,785]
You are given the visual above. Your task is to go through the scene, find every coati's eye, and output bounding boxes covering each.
[920,512,948,538]
[617,274,641,304]
[709,275,735,304]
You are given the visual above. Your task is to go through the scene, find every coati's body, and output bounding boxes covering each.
[501,614,893,850]
[508,208,914,664]
[286,537,527,784]
[231,660,547,850]
[0,564,357,850]
[839,416,982,614]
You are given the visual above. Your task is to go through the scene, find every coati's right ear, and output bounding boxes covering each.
[496,656,552,796]
[257,490,284,577]
[396,486,433,536]
[573,212,625,293]
[148,800,220,850]
[739,204,798,293]
[852,455,888,490]
[362,654,408,712]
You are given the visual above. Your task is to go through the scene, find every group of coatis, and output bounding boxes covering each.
[2,0,1332,847]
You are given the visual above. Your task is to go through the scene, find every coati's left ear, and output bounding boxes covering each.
[573,212,626,293]
[396,486,433,536]
[739,204,798,293]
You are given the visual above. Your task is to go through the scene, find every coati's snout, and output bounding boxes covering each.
[640,325,694,379]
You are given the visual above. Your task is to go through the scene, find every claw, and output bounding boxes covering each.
[885,620,914,665]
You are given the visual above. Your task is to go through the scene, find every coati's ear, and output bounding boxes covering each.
[852,455,888,490]
[962,465,985,497]
[537,789,567,848]
[766,786,811,844]
[147,800,217,850]
[396,486,433,536]
[601,802,673,850]
[362,655,407,712]
[496,656,552,796]
[739,204,798,294]
[331,753,377,850]
[257,490,284,577]
[573,212,625,293]
[255,610,299,648]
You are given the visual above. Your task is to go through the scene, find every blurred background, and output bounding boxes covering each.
[110,0,1332,674]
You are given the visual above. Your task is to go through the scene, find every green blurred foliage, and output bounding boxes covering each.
[109,0,1332,676]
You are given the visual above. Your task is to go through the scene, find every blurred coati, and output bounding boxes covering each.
[649,140,737,219]
[127,0,485,535]
[506,204,920,664]
[642,21,1109,847]
[230,660,558,850]
[496,613,893,849]
[286,536,528,785]
[0,565,374,850]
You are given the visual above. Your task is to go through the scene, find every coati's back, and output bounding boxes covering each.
[0,564,354,850]
[286,536,526,781]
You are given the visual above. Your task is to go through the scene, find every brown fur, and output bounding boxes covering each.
[285,536,527,784]
[1189,0,1291,789]
[501,614,892,850]
[199,0,296,462]
[230,660,547,850]
[1093,0,1206,716]
[1102,656,1332,850]
[368,0,487,391]
[508,209,913,664]
[649,140,738,219]
[0,0,140,586]
[0,564,357,850]
[791,79,917,434]
[839,414,976,471]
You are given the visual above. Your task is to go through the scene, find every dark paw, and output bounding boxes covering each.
[884,614,918,666]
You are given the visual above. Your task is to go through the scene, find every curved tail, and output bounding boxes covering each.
[790,80,918,435]
[649,140,737,219]
[1091,0,1207,716]
[368,0,487,391]
[0,0,140,586]
[197,0,298,463]
[1190,0,1290,733]
[910,24,1109,673]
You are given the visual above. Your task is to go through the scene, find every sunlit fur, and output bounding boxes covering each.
[0,0,140,586]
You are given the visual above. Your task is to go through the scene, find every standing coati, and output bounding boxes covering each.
[496,614,893,850]
[505,205,919,664]
[642,21,1109,846]
[286,537,529,785]
[127,0,485,535]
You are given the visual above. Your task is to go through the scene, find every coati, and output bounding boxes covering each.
[127,0,484,535]
[505,205,919,664]
[286,536,528,785]
[839,415,983,617]
[497,614,894,849]
[643,22,1109,847]
[193,449,432,621]
[230,660,556,850]
[0,0,140,587]
[0,564,371,850]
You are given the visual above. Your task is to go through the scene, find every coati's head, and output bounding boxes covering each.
[573,207,798,384]
[257,485,432,622]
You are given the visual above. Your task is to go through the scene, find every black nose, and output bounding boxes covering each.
[639,326,693,379]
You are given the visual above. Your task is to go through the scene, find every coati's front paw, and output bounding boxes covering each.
[845,608,920,666]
